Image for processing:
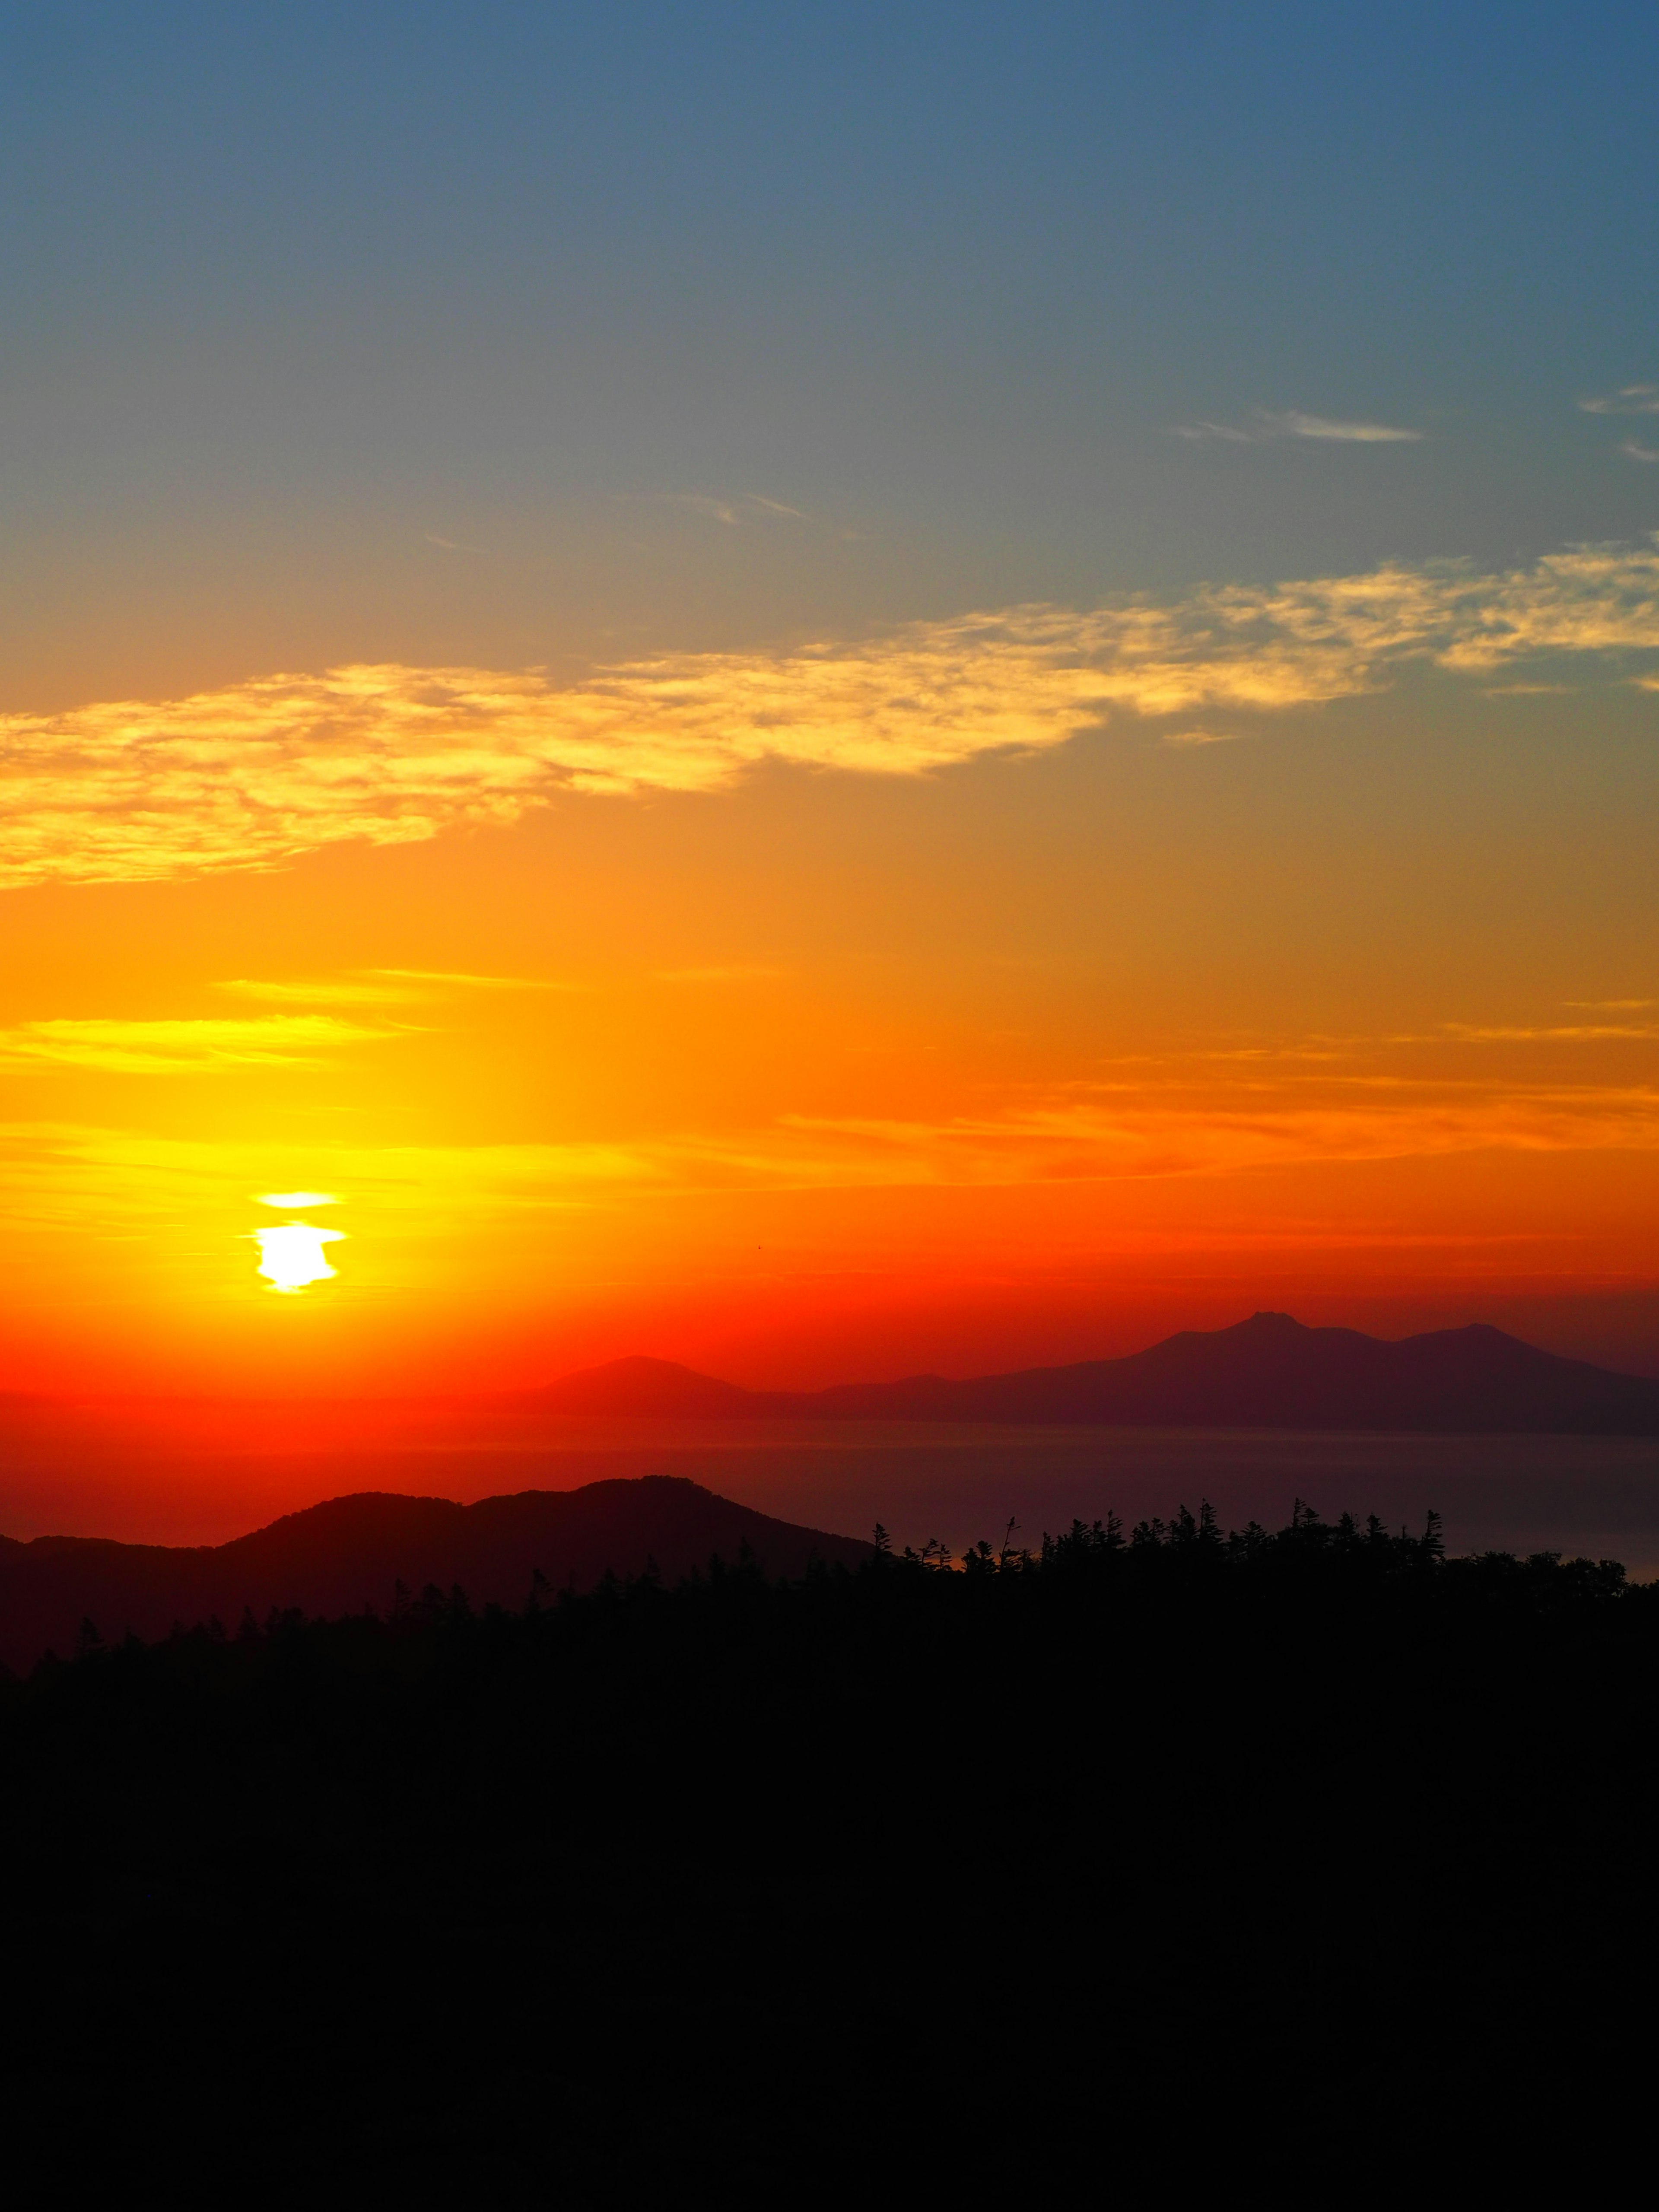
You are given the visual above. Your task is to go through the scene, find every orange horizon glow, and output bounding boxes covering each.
[5,601,1659,1401]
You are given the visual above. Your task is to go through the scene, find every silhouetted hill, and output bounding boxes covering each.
[0,1475,870,1671]
[534,1355,762,1416]
[531,1313,1659,1432]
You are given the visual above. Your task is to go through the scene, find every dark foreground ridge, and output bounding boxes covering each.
[534,1309,1659,1430]
[0,1476,870,1673]
[1,1501,1652,2196]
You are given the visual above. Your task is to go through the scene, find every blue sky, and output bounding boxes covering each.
[3,0,1658,704]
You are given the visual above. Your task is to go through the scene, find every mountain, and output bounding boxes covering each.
[0,1476,871,1674]
[530,1315,1659,1433]
[535,1355,762,1417]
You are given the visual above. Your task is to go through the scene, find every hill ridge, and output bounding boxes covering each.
[530,1313,1659,1433]
[0,1475,871,1673]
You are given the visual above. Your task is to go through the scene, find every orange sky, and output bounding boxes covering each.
[6,12,1659,1398]
[6,619,1659,1395]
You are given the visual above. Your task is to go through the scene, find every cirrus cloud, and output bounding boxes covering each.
[1176,409,1424,443]
[1580,383,1659,416]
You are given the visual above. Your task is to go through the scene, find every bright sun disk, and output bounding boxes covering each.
[253,1221,344,1294]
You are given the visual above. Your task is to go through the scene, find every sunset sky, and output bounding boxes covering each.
[6,1,1659,1398]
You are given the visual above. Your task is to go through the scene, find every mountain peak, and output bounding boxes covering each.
[526,1313,1659,1433]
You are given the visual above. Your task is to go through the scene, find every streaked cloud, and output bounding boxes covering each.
[5,535,1659,890]
[1172,420,1255,442]
[9,1074,1657,1233]
[656,965,785,984]
[1622,440,1659,464]
[217,976,426,1006]
[1176,409,1424,444]
[1258,410,1424,443]
[368,968,574,991]
[648,493,807,528]
[217,971,564,1007]
[1159,728,1239,747]
[1442,1020,1659,1043]
[0,1014,402,1074]
[1579,383,1659,416]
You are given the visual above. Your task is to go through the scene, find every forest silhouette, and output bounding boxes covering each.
[1,1496,1650,2197]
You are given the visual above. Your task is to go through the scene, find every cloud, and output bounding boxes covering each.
[1580,384,1659,416]
[1176,410,1423,444]
[217,976,426,1006]
[656,965,785,984]
[662,494,742,526]
[649,493,808,528]
[1159,728,1239,747]
[6,536,1659,889]
[8,1018,1659,1276]
[0,1015,404,1074]
[1258,410,1424,443]
[1172,420,1255,443]
[366,968,574,991]
[1443,1022,1659,1043]
[217,971,566,1006]
[1622,441,1659,464]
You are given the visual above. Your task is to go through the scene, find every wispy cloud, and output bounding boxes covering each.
[0,1015,403,1074]
[648,493,809,528]
[1176,409,1424,444]
[367,968,573,992]
[1259,410,1424,443]
[1443,1020,1659,1043]
[1622,440,1659,464]
[1580,383,1659,416]
[217,970,570,1007]
[8,1019,1659,1265]
[423,531,489,554]
[217,976,425,1006]
[5,536,1659,889]
[1159,728,1239,747]
[656,965,785,984]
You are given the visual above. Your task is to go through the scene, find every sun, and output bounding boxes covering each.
[252,1221,344,1294]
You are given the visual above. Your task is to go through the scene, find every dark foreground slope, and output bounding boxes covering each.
[0,1509,1652,2199]
[0,1476,869,1672]
[537,1311,1659,1430]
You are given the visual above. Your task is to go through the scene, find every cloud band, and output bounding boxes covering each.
[3,539,1658,889]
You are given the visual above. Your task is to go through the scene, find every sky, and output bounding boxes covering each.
[4,0,1659,1397]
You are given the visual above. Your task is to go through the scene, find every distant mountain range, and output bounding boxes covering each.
[0,1478,870,1673]
[532,1313,1659,1433]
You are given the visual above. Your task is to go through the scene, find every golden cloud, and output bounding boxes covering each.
[2,1053,1657,1279]
[4,539,1658,889]
[0,1014,404,1074]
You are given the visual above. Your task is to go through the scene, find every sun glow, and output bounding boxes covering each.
[253,1221,344,1294]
